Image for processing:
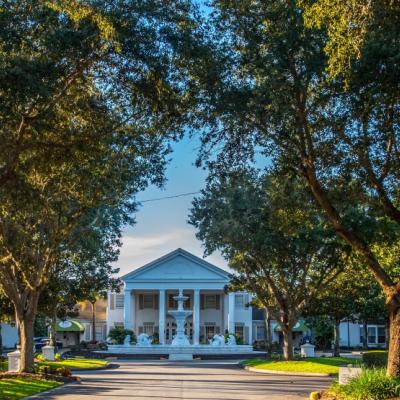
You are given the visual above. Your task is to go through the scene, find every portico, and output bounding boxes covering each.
[107,249,252,345]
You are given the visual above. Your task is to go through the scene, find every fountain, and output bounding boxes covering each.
[169,289,192,347]
[102,288,255,360]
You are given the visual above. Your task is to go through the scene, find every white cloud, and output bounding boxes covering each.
[115,227,228,276]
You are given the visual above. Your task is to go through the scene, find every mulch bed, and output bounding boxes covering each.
[0,371,78,383]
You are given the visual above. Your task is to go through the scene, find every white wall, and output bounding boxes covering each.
[1,323,18,349]
[106,291,124,333]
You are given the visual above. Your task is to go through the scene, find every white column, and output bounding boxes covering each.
[124,289,132,329]
[131,291,136,333]
[193,289,200,345]
[159,289,165,344]
[228,292,235,334]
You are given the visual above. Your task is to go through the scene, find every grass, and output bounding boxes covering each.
[327,369,400,400]
[0,377,62,400]
[38,357,107,369]
[244,357,359,375]
[0,357,107,372]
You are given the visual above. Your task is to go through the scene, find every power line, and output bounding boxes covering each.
[139,191,201,203]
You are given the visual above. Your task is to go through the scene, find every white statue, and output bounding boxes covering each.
[210,334,225,346]
[137,333,151,346]
[226,334,237,346]
[123,335,131,346]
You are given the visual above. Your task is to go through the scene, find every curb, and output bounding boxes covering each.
[239,363,331,377]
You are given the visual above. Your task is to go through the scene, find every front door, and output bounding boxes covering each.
[165,320,176,344]
[165,317,193,343]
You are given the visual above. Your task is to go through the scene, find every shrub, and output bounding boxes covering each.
[35,353,46,362]
[329,369,400,400]
[35,364,72,377]
[79,340,89,349]
[56,366,72,377]
[224,332,243,345]
[152,332,160,345]
[362,351,388,368]
[54,353,62,361]
[108,326,135,345]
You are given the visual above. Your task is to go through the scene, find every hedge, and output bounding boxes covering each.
[362,350,388,368]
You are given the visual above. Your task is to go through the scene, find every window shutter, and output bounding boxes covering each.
[245,294,249,309]
[200,294,205,310]
[200,325,205,343]
[244,326,249,345]
[154,294,159,309]
[109,294,115,310]
[154,325,159,334]
[216,295,220,310]
[139,294,144,310]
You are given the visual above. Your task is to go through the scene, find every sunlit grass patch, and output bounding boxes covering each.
[0,377,61,400]
[39,358,107,369]
[244,357,359,375]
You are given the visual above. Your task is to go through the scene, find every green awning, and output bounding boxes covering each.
[274,320,309,333]
[56,320,84,332]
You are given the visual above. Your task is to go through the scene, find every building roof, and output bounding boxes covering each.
[56,320,85,332]
[121,248,230,282]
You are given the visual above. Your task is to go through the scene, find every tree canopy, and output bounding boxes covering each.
[190,170,347,359]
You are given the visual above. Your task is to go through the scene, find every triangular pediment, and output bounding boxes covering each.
[122,248,229,282]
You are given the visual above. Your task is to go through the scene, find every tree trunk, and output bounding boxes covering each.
[387,304,400,377]
[18,316,35,372]
[91,301,96,343]
[282,328,294,360]
[263,308,272,357]
[333,318,340,357]
[363,321,368,350]
[49,308,57,348]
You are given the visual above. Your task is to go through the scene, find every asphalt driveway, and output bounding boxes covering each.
[29,359,332,400]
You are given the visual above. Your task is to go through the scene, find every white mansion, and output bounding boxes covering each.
[107,248,254,345]
[105,248,387,348]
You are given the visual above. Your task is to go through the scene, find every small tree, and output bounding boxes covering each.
[190,171,347,359]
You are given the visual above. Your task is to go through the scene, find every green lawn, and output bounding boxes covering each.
[38,358,107,369]
[0,377,62,400]
[244,357,359,375]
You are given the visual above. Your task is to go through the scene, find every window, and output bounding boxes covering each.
[235,323,244,340]
[143,295,154,309]
[359,326,365,344]
[143,322,154,336]
[378,327,386,344]
[235,294,245,309]
[205,295,216,309]
[139,294,158,309]
[115,294,124,309]
[204,322,219,340]
[256,325,265,340]
[368,326,377,344]
[96,325,105,341]
[168,294,178,309]
[84,324,91,341]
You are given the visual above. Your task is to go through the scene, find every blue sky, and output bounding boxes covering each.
[116,133,228,276]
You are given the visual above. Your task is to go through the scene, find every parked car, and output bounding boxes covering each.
[34,337,47,352]
[34,337,62,352]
